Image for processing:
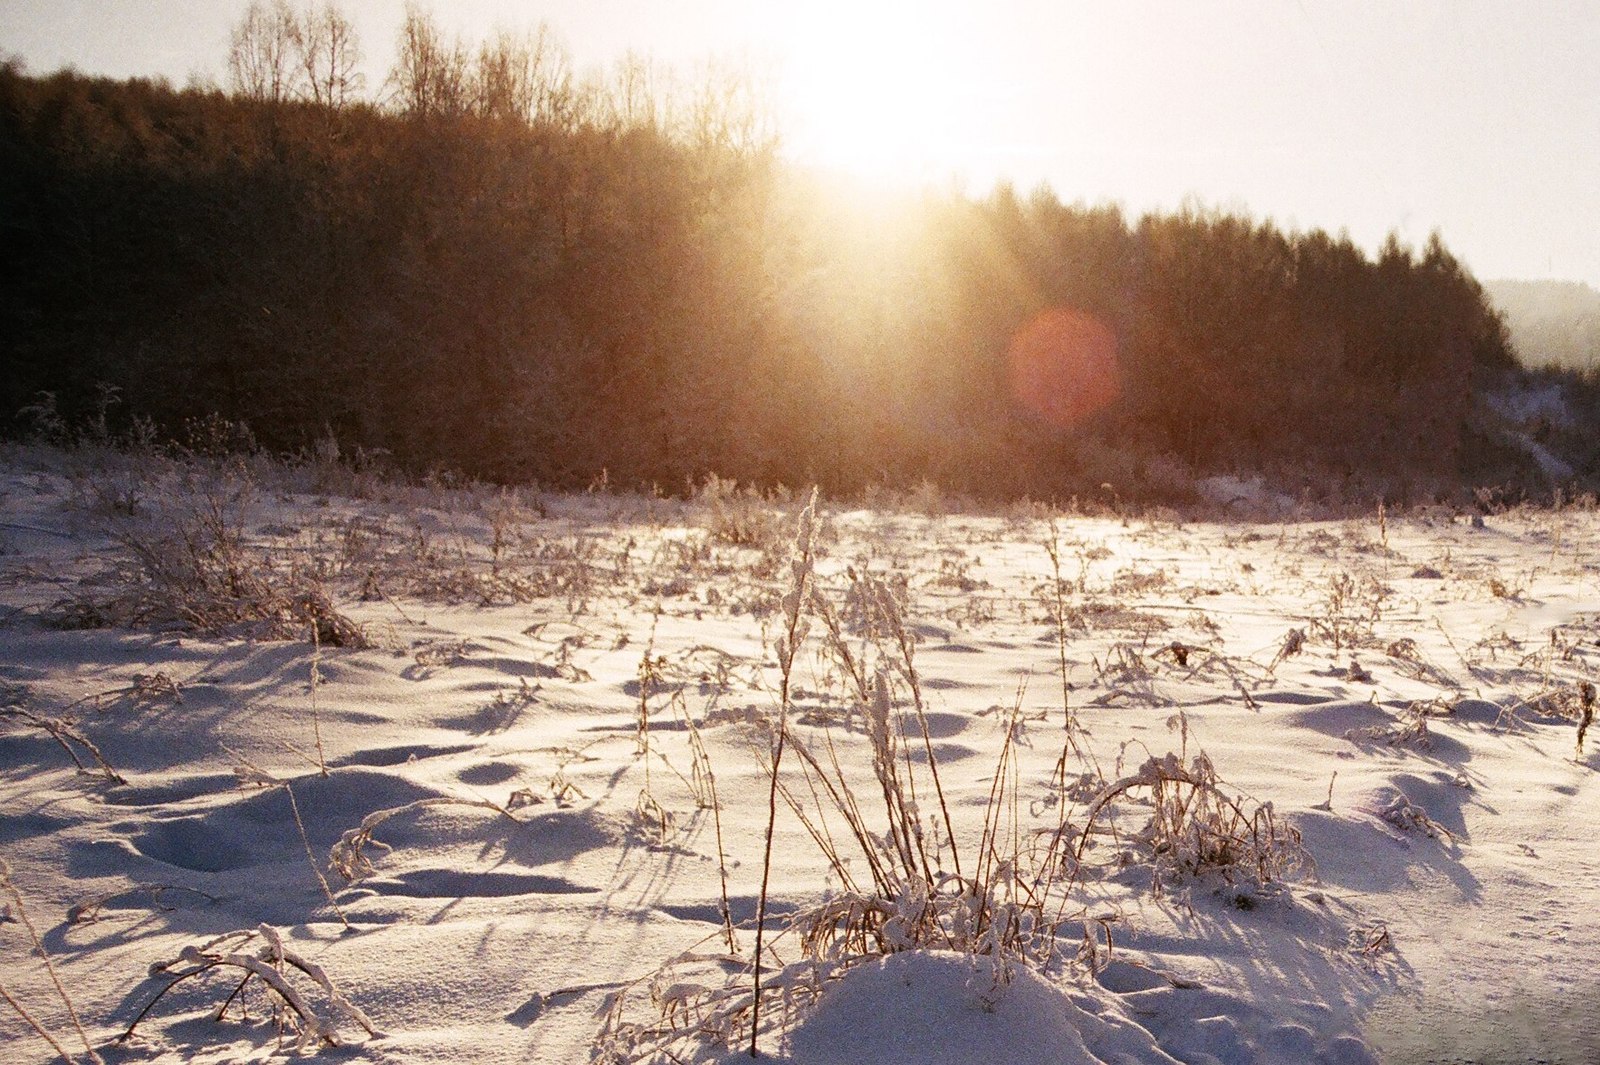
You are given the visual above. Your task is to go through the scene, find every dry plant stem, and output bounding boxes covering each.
[751,489,816,1058]
[1,861,104,1064]
[707,752,737,955]
[1045,521,1080,752]
[1074,754,1297,892]
[879,678,928,883]
[810,592,871,704]
[329,797,514,882]
[0,980,79,1065]
[816,726,887,888]
[0,706,126,785]
[679,701,738,953]
[1578,681,1594,755]
[636,609,663,818]
[973,698,1022,933]
[67,883,219,924]
[282,782,350,930]
[1044,524,1103,804]
[877,583,961,883]
[777,733,862,892]
[780,727,878,893]
[121,925,381,1047]
[1313,771,1338,812]
[58,673,182,714]
[309,623,328,777]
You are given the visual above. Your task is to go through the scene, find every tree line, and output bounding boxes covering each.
[0,3,1536,501]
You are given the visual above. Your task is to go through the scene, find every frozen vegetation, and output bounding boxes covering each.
[2,444,1599,1064]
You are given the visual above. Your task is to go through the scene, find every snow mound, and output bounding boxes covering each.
[773,952,1175,1065]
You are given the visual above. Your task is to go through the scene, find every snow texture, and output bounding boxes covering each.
[3,448,1599,1063]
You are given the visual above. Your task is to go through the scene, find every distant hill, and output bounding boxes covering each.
[1484,279,1600,371]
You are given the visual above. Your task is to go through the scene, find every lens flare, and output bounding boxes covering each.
[1006,307,1121,429]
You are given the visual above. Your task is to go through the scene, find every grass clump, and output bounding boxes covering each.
[1079,750,1311,900]
[697,474,785,549]
[598,497,1093,1062]
[594,497,1328,1063]
[52,457,368,646]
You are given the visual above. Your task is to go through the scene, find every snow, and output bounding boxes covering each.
[1194,474,1295,516]
[1484,379,1581,482]
[1486,379,1575,431]
[774,952,1175,1065]
[3,446,1599,1064]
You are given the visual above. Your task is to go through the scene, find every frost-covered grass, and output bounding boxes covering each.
[3,444,1599,1063]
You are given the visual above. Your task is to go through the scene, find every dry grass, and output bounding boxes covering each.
[1579,681,1595,754]
[1369,790,1455,843]
[1078,751,1312,899]
[1,859,105,1065]
[748,488,818,1054]
[1307,571,1388,653]
[121,925,381,1051]
[5,445,1390,1062]
[591,496,1336,1063]
[696,474,786,549]
[328,797,517,884]
[66,883,219,926]
[1346,704,1435,749]
[53,459,368,647]
[0,688,126,785]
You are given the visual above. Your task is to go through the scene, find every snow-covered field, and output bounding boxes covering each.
[3,446,1598,1064]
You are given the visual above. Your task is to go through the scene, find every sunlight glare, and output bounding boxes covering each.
[766,1,985,185]
[1008,308,1122,429]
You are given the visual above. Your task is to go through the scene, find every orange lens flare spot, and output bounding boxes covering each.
[1007,308,1121,429]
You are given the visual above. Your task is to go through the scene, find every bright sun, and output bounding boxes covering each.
[764,1,987,185]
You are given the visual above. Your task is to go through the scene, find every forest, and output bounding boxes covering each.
[0,4,1564,502]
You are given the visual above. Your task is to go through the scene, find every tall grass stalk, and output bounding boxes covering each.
[1044,520,1102,834]
[309,623,328,777]
[1044,520,1081,754]
[873,581,961,883]
[685,706,738,954]
[282,782,350,931]
[0,981,78,1065]
[750,489,817,1057]
[1,860,104,1064]
[635,610,664,838]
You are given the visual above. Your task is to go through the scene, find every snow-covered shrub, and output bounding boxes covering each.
[696,474,784,549]
[597,505,1091,1062]
[53,456,367,646]
[1081,752,1311,895]
[122,925,381,1051]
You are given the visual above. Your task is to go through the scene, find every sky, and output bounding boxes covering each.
[3,0,1599,287]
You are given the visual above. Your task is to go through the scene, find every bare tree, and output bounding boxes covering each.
[526,23,575,129]
[685,56,779,157]
[294,2,362,111]
[392,4,469,117]
[229,0,300,103]
[609,50,667,132]
[471,23,574,126]
[472,28,535,122]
